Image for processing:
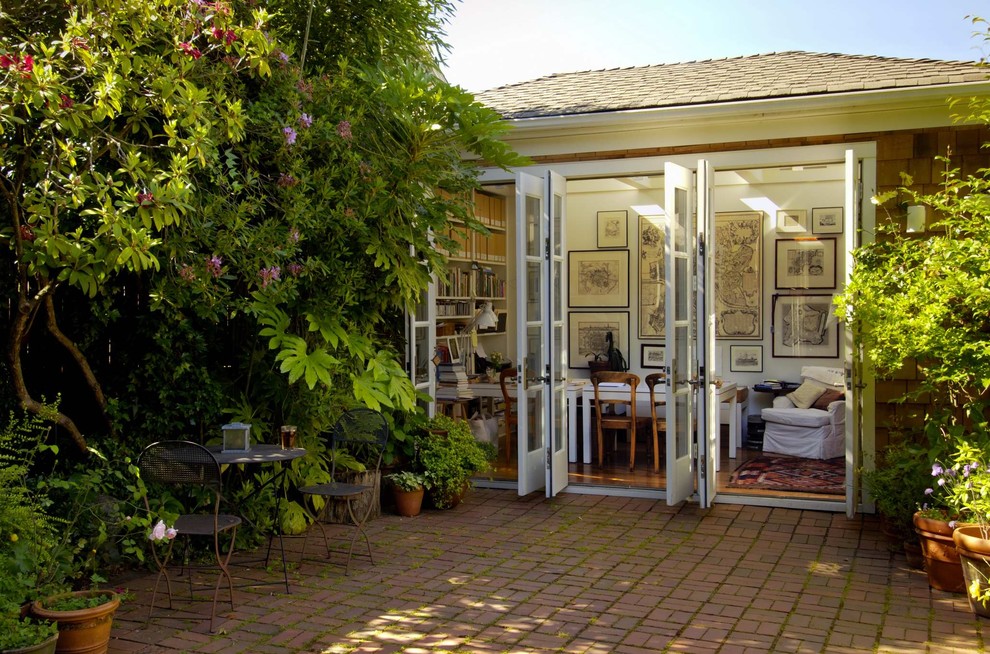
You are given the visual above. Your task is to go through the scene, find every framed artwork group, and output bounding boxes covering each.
[567,202,844,369]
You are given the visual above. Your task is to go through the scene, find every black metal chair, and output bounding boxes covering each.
[300,408,390,574]
[136,440,242,633]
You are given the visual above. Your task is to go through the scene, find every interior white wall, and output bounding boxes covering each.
[564,167,846,413]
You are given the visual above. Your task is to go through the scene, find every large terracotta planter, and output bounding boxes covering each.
[30,590,119,654]
[393,487,425,517]
[954,525,990,618]
[914,512,965,593]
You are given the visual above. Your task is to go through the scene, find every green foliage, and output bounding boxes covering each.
[385,470,429,492]
[0,616,58,650]
[38,590,115,612]
[862,441,932,540]
[417,414,495,509]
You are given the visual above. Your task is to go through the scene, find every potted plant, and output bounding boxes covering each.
[861,441,930,566]
[384,471,429,517]
[29,591,120,654]
[417,415,495,509]
[0,616,58,654]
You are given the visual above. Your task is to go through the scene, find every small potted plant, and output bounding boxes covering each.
[418,415,495,509]
[384,471,429,517]
[0,615,58,654]
[861,440,929,565]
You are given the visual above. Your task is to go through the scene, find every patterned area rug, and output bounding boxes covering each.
[728,454,845,495]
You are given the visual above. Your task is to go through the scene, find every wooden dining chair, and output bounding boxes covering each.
[498,367,518,462]
[645,372,668,473]
[590,371,652,471]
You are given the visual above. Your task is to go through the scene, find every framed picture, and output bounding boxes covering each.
[775,209,808,233]
[638,215,665,338]
[729,345,763,372]
[597,210,628,248]
[641,344,666,369]
[812,207,843,234]
[772,294,840,358]
[568,311,629,369]
[568,249,629,308]
[775,238,836,289]
[714,211,763,339]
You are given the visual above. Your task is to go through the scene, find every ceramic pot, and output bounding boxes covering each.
[953,525,990,618]
[393,487,425,517]
[30,590,119,654]
[1,633,59,654]
[914,512,965,593]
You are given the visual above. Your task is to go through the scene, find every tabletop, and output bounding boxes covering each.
[208,443,307,464]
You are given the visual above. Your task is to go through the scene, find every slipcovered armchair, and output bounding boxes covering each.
[761,367,846,460]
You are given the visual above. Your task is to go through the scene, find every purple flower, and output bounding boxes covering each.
[259,266,281,288]
[925,488,934,495]
[289,228,300,243]
[938,478,946,487]
[277,173,298,188]
[336,120,352,140]
[298,113,312,129]
[282,126,297,145]
[288,262,303,277]
[932,463,944,476]
[949,521,958,529]
[207,256,222,278]
[277,51,289,64]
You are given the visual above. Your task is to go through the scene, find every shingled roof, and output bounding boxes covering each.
[474,51,988,120]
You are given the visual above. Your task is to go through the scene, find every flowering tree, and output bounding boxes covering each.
[1,0,276,450]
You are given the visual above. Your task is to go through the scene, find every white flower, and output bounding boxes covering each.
[149,519,178,542]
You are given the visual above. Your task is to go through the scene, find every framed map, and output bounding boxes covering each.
[568,312,629,369]
[772,294,839,358]
[639,215,665,338]
[568,250,629,308]
[714,211,763,339]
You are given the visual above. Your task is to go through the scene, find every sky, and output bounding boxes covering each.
[440,0,989,92]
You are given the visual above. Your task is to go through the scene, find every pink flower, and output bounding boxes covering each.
[212,27,237,46]
[149,520,178,542]
[59,94,74,109]
[19,225,35,242]
[282,126,297,145]
[277,173,297,187]
[178,42,202,59]
[336,120,352,141]
[288,262,303,277]
[1,53,33,78]
[207,256,222,278]
[179,265,196,282]
[136,191,155,207]
[259,266,280,288]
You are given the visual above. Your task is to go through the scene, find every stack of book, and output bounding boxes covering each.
[436,363,473,400]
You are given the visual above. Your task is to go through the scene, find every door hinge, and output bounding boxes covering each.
[546,447,551,469]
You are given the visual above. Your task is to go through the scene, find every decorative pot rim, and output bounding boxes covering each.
[954,525,990,554]
[30,589,120,621]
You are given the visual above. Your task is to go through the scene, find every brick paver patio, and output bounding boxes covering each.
[107,490,984,653]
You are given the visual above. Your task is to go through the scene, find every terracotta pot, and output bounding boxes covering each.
[2,633,59,654]
[914,512,965,593]
[30,590,120,654]
[393,487,425,517]
[953,525,990,618]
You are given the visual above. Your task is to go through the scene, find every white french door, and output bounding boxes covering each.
[664,162,696,506]
[696,160,717,508]
[663,160,716,506]
[514,170,568,497]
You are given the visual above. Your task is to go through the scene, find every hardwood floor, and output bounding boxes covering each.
[486,427,843,502]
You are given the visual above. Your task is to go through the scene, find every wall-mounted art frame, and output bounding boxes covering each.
[775,237,836,289]
[772,294,839,358]
[812,207,843,234]
[775,209,808,233]
[597,210,628,248]
[729,345,763,372]
[638,215,665,338]
[567,249,629,308]
[714,211,763,339]
[641,344,666,369]
[568,311,630,369]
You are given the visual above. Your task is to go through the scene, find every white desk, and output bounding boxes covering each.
[566,381,738,469]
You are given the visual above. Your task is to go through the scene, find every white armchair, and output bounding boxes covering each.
[761,366,845,460]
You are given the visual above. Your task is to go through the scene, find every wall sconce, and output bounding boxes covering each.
[906,205,926,233]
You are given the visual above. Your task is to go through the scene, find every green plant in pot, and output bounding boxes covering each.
[417,415,495,509]
[862,441,931,545]
[384,471,430,517]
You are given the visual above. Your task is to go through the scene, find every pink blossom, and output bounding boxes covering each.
[179,265,196,282]
[336,120,352,140]
[58,94,73,109]
[207,256,222,278]
[137,191,155,207]
[288,263,303,277]
[282,126,297,145]
[259,266,280,288]
[19,225,35,241]
[178,42,202,59]
[149,520,178,542]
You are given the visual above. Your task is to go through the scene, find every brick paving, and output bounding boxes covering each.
[107,490,986,653]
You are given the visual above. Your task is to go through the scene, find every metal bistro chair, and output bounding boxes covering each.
[591,371,653,471]
[136,440,242,634]
[645,372,668,473]
[300,408,389,574]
